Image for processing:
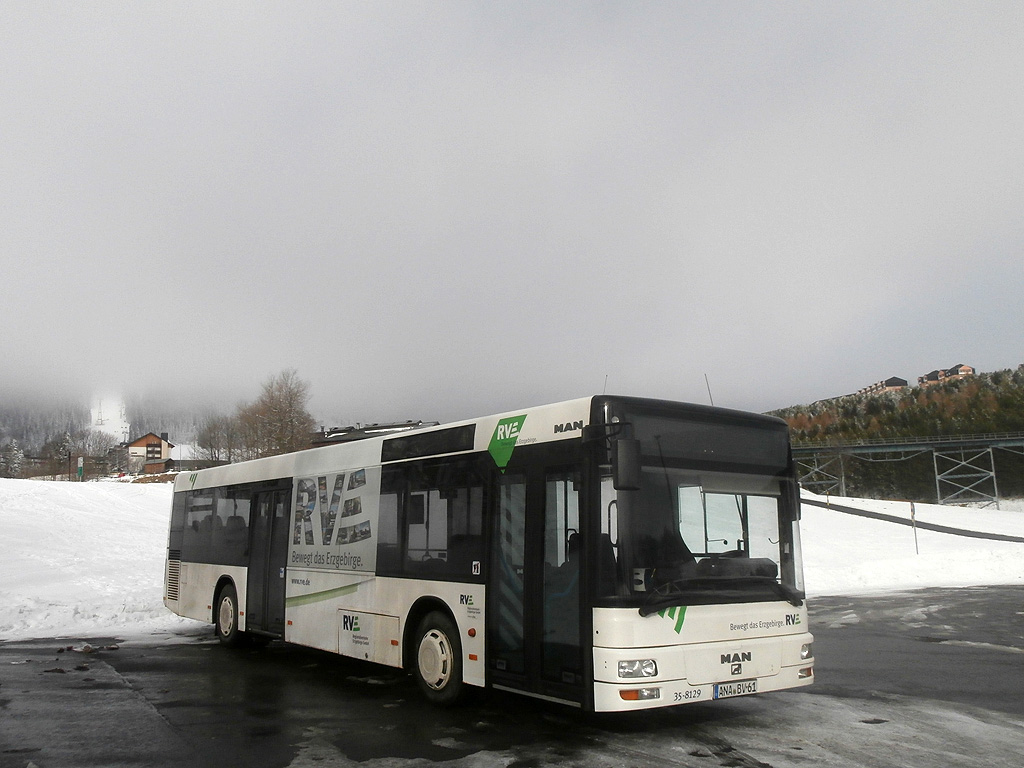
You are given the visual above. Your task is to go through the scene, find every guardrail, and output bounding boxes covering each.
[792,431,1024,451]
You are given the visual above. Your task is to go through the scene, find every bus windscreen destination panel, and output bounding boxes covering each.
[630,414,788,471]
[381,425,476,462]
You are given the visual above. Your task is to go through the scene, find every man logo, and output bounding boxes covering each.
[553,420,584,434]
[731,663,743,676]
[721,652,752,664]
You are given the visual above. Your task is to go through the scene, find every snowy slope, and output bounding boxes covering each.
[1,478,1023,641]
[0,479,191,641]
[799,491,1024,596]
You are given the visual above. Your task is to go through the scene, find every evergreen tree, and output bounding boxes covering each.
[0,439,24,478]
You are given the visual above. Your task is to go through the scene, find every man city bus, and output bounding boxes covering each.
[165,395,813,711]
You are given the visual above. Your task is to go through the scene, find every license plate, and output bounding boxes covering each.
[713,679,758,699]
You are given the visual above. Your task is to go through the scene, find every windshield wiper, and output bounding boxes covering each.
[638,577,717,616]
[638,576,803,616]
[765,579,804,607]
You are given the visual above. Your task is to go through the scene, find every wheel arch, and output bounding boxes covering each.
[403,596,456,671]
[212,575,240,627]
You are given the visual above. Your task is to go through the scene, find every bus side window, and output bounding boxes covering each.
[216,491,251,565]
[182,489,215,563]
[396,458,486,580]
[406,489,451,570]
[444,484,484,578]
[376,467,403,575]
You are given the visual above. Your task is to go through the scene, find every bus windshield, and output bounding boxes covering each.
[596,409,804,610]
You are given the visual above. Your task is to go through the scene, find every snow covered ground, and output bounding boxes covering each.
[800,490,1024,596]
[0,478,189,641]
[1,478,1023,642]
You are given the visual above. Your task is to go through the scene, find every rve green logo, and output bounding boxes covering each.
[658,605,687,634]
[342,614,361,632]
[488,415,527,472]
[460,594,474,606]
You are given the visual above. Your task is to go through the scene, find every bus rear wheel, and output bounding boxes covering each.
[214,583,242,647]
[414,611,465,705]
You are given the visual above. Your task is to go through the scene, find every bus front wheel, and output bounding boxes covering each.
[414,611,464,705]
[214,583,242,647]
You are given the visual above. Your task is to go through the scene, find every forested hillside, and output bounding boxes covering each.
[0,397,90,455]
[771,367,1024,442]
[770,367,1024,500]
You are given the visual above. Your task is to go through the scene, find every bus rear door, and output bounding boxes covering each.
[245,486,291,636]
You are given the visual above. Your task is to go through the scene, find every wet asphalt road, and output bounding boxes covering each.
[1,585,1022,768]
[808,585,1024,717]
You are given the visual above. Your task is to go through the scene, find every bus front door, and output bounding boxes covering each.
[490,465,583,705]
[245,487,290,636]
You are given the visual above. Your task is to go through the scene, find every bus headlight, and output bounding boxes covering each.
[618,659,658,678]
[800,643,813,660]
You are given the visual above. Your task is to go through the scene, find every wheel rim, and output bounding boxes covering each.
[417,628,452,690]
[218,594,235,636]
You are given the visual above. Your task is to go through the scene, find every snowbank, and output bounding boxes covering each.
[1,478,1023,641]
[0,478,193,641]
[800,492,1024,596]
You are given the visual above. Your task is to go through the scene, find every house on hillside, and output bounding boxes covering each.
[947,364,975,379]
[918,364,975,387]
[857,377,909,396]
[126,432,175,474]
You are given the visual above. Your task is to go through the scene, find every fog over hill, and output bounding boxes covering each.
[0,390,209,456]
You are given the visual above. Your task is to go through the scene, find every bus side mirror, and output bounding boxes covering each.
[612,439,641,491]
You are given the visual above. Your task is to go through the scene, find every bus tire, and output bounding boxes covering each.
[214,583,242,647]
[414,611,464,705]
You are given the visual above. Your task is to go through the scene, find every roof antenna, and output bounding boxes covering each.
[704,373,715,406]
[603,374,609,394]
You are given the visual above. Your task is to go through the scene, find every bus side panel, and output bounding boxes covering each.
[283,462,383,653]
[172,562,248,629]
[283,570,374,653]
[368,577,487,688]
[337,610,402,667]
[283,574,487,688]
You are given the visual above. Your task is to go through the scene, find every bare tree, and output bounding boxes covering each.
[77,429,118,457]
[249,369,316,458]
[195,370,316,462]
[195,413,244,462]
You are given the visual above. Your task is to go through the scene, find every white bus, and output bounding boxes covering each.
[165,396,813,711]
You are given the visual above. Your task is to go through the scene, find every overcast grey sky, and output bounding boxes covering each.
[2,2,1021,426]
